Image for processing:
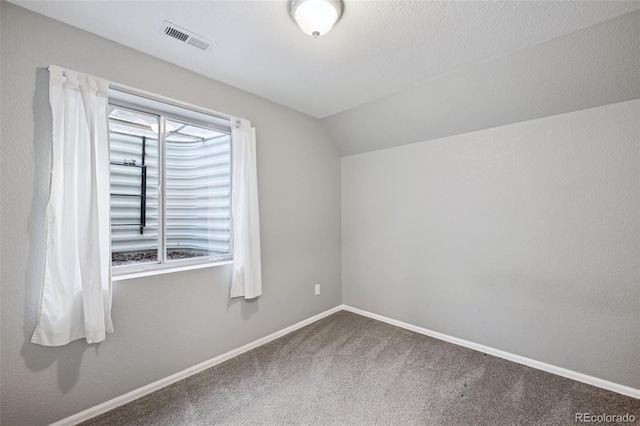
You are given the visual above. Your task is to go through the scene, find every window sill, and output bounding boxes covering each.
[112,259,233,281]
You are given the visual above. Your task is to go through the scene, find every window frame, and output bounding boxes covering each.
[108,90,234,280]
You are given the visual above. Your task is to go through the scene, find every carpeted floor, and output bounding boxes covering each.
[82,311,640,425]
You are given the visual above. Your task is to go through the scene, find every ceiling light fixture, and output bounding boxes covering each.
[290,0,343,38]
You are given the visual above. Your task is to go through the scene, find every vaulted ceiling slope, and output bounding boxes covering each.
[10,1,640,119]
[325,10,640,155]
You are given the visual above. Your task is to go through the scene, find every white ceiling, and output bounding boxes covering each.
[10,0,640,118]
[325,10,640,155]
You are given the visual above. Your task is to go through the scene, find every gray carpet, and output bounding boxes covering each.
[82,311,640,425]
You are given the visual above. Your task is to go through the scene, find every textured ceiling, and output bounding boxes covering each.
[324,10,640,155]
[9,0,640,118]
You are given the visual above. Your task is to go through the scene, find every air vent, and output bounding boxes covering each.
[160,21,214,51]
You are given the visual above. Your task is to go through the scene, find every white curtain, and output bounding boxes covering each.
[230,119,263,299]
[31,66,113,346]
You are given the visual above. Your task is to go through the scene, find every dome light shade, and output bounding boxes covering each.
[291,0,343,38]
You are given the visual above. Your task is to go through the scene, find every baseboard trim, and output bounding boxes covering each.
[52,305,344,426]
[342,305,640,400]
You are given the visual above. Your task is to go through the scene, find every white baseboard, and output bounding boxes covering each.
[52,305,344,426]
[53,303,638,425]
[342,305,640,400]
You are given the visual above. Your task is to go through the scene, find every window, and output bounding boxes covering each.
[108,89,232,276]
[35,66,261,347]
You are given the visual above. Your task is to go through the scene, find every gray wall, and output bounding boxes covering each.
[342,99,640,389]
[0,3,341,425]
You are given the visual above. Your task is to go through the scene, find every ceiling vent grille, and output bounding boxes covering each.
[160,21,214,51]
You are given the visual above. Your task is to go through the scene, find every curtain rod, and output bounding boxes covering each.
[51,66,246,128]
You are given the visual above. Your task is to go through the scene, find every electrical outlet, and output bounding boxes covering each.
[314,284,320,296]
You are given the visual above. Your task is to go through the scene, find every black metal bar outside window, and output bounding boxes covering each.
[110,135,147,235]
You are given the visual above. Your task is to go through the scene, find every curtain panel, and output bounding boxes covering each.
[230,119,263,299]
[31,66,113,346]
